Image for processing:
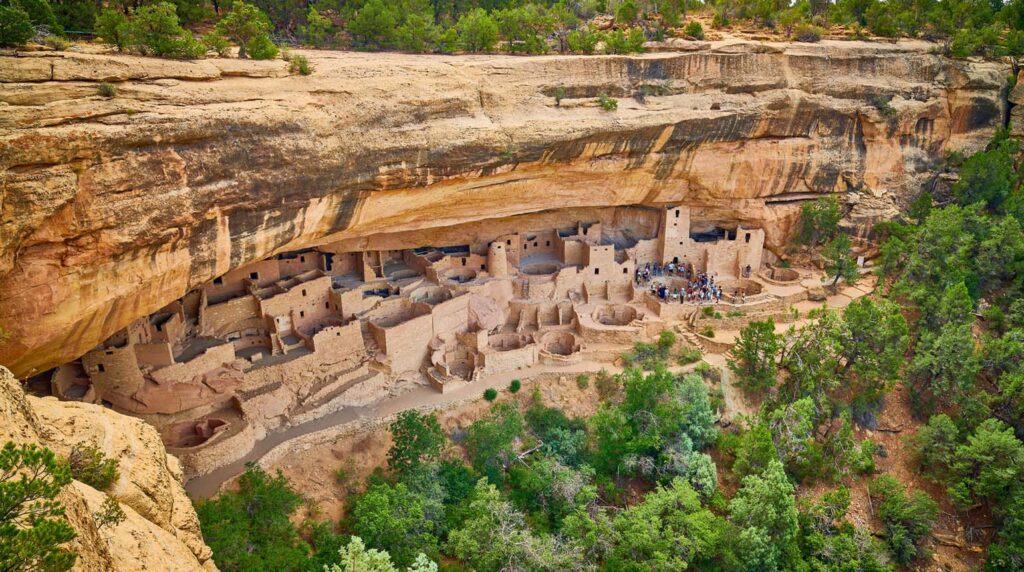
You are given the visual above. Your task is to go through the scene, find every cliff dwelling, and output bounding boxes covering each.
[36,202,833,478]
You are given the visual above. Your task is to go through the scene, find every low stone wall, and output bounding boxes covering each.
[170,414,257,480]
[151,342,236,385]
[480,344,538,374]
[538,350,583,366]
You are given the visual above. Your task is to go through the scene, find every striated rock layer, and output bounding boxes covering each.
[0,40,1009,376]
[0,366,216,571]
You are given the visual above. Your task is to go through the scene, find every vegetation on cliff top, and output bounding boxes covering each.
[3,0,1023,59]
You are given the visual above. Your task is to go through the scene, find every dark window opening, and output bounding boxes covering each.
[622,268,628,274]
[325,302,330,309]
[97,364,105,373]
[675,210,680,218]
[300,255,305,263]
[594,268,600,275]
[480,264,486,270]
[302,289,307,297]
[249,272,259,280]
[533,241,538,247]
[545,240,550,246]
[213,277,223,285]
[745,233,751,243]
[300,311,305,318]
[462,258,467,266]
[506,240,511,246]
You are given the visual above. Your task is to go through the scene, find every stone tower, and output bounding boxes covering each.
[487,242,509,278]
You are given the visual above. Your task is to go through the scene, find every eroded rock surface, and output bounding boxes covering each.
[0,40,1008,376]
[0,366,216,571]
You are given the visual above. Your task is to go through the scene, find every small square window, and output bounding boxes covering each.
[462,258,467,266]
[745,233,751,243]
[325,302,330,309]
[594,268,600,275]
[97,364,105,373]
[300,311,305,318]
[249,272,259,280]
[506,240,511,246]
[300,256,305,263]
[481,264,486,270]
[622,268,628,274]
[302,289,307,296]
[213,277,223,285]
[533,241,538,247]
[545,240,550,246]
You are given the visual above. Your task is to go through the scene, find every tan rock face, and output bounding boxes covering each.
[0,366,215,570]
[0,41,1008,376]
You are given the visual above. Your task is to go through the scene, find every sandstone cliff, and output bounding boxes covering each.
[0,40,1009,376]
[0,366,216,571]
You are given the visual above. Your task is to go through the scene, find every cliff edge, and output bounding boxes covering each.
[0,366,216,571]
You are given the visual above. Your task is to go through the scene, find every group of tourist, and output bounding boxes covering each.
[635,262,726,305]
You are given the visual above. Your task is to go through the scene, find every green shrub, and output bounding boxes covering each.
[614,0,638,23]
[124,2,205,59]
[700,325,715,338]
[598,92,618,111]
[677,346,702,365]
[598,28,630,53]
[483,388,498,401]
[553,85,566,106]
[869,94,897,117]
[575,373,589,389]
[567,27,600,54]
[702,306,715,317]
[683,20,704,40]
[0,442,77,571]
[793,23,823,42]
[288,54,311,75]
[455,8,498,53]
[387,410,445,474]
[94,496,126,529]
[300,6,332,47]
[203,30,231,56]
[43,34,69,50]
[215,0,276,59]
[395,12,438,53]
[94,8,129,50]
[594,368,619,401]
[726,309,745,318]
[68,443,120,490]
[508,379,521,393]
[0,5,34,47]
[196,465,309,570]
[97,81,117,98]
[243,33,278,60]
[868,475,938,565]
